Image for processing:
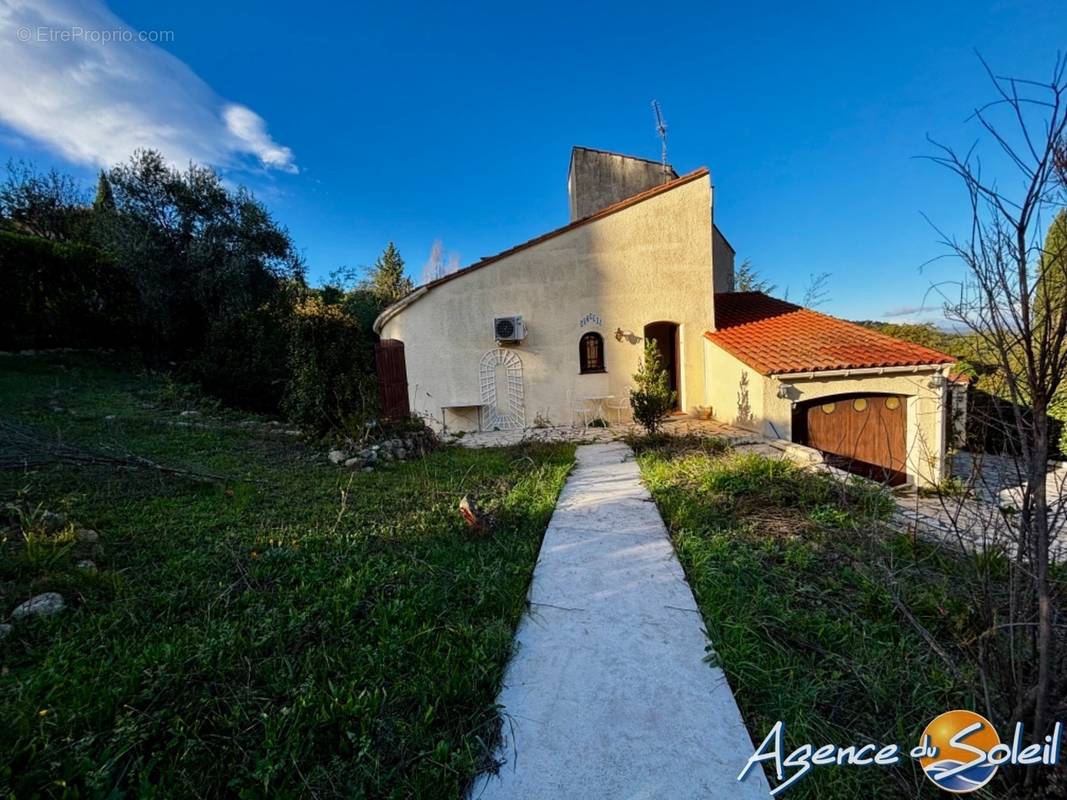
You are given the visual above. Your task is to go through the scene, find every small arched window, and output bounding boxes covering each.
[579,332,605,373]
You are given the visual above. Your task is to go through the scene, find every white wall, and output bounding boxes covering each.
[703,339,764,431]
[380,174,716,431]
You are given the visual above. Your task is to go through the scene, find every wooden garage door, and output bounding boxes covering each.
[803,394,907,485]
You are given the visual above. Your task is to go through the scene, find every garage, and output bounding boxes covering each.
[705,292,955,488]
[794,393,907,485]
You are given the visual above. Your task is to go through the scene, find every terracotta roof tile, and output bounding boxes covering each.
[706,292,954,375]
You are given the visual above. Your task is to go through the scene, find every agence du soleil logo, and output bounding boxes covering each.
[737,709,1063,795]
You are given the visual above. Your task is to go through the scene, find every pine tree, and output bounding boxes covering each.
[1037,210,1067,450]
[734,258,776,294]
[629,338,676,433]
[1036,210,1067,322]
[92,170,115,213]
[365,242,413,304]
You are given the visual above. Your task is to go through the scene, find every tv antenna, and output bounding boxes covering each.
[651,100,668,181]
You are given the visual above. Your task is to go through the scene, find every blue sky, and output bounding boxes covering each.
[1,1,1064,323]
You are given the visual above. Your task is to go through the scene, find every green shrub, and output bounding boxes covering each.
[282,294,378,434]
[918,474,973,499]
[629,338,676,433]
[0,230,137,349]
[187,293,295,412]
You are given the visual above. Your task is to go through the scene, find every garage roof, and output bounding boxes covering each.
[705,292,955,376]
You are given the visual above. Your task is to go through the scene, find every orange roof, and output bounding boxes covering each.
[705,292,955,375]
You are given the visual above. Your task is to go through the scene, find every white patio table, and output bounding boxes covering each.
[583,394,614,423]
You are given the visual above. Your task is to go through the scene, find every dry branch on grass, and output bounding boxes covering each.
[0,419,230,483]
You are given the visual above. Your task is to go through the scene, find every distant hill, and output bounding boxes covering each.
[852,321,975,374]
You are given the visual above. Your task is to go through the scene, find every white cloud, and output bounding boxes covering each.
[0,0,297,173]
[883,305,939,319]
[222,105,296,173]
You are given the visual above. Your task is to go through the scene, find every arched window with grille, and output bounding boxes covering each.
[579,332,605,373]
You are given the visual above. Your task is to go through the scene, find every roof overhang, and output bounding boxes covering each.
[373,287,428,335]
[772,363,953,381]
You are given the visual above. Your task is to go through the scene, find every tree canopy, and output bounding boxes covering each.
[0,160,88,241]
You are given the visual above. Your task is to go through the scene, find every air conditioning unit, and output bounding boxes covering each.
[493,315,526,343]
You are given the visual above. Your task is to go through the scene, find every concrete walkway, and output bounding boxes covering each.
[470,442,770,799]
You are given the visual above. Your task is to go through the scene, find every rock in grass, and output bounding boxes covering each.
[76,560,97,572]
[76,528,100,543]
[12,592,65,621]
[344,457,362,468]
[328,449,347,465]
[0,623,11,640]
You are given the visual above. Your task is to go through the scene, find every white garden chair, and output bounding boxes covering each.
[606,387,631,425]
[567,390,594,427]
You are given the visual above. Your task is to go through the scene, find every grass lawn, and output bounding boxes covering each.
[632,436,988,799]
[0,354,574,798]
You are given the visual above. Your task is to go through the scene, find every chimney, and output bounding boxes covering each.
[567,146,678,222]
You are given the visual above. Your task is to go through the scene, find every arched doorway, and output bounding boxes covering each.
[793,393,908,485]
[643,321,679,410]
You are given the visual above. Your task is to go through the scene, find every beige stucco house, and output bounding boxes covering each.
[374,147,956,487]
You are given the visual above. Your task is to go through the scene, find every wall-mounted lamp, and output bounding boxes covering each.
[927,374,947,390]
[614,328,641,345]
[776,384,800,402]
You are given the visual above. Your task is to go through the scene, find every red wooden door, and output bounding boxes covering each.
[804,394,907,485]
[375,339,410,419]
